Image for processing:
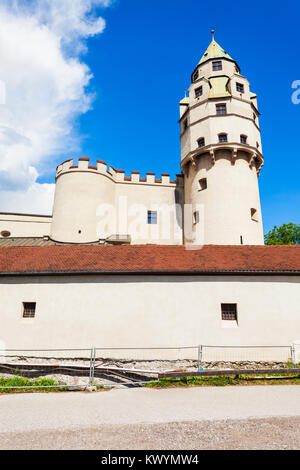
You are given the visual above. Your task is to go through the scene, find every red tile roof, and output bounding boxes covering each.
[0,245,299,275]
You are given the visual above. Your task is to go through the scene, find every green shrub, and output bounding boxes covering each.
[0,376,65,392]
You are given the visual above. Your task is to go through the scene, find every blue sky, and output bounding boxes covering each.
[1,0,299,232]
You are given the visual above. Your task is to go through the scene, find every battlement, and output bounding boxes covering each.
[56,158,183,187]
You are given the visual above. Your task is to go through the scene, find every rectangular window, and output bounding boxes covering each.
[23,302,36,318]
[251,208,258,222]
[199,178,207,191]
[240,135,247,144]
[148,211,157,225]
[212,60,222,71]
[236,82,244,93]
[218,134,228,143]
[195,86,203,98]
[221,304,237,321]
[216,104,227,115]
[183,119,188,132]
[192,70,199,82]
[197,137,205,148]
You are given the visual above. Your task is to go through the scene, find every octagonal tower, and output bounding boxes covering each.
[180,31,265,246]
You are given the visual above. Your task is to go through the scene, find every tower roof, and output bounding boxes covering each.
[198,31,236,67]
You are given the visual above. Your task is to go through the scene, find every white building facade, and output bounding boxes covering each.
[0,34,264,247]
[0,35,299,356]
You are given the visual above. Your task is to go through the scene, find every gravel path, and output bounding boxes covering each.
[1,385,300,449]
[1,417,300,450]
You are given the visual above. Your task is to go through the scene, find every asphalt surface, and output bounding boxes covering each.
[1,385,300,449]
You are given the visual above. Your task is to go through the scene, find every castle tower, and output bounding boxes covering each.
[180,32,264,245]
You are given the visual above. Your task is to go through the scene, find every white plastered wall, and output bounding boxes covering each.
[0,274,299,359]
[0,214,52,238]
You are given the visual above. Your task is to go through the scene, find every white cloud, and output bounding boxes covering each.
[0,0,112,214]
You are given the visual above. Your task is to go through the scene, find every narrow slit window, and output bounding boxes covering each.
[23,302,36,319]
[193,211,200,225]
[221,304,237,321]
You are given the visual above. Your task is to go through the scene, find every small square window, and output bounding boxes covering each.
[212,61,222,71]
[236,82,244,93]
[197,138,205,148]
[216,104,227,115]
[195,86,203,98]
[221,304,237,321]
[240,135,247,144]
[218,133,228,143]
[148,211,157,225]
[23,302,36,318]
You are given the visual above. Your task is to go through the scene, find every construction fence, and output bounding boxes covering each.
[0,343,299,390]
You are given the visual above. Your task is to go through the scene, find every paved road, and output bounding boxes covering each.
[1,386,300,449]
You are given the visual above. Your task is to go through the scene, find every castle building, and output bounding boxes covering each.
[0,34,299,356]
[0,32,264,247]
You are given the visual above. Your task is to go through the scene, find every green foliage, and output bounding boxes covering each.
[145,373,300,388]
[0,376,64,393]
[264,223,300,245]
[145,375,238,387]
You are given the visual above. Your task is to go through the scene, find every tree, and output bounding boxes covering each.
[264,223,300,245]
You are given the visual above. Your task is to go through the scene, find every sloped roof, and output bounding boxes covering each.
[0,245,299,275]
[199,39,234,66]
[0,238,55,247]
[208,76,231,98]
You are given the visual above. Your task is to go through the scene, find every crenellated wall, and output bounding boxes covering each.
[51,158,184,245]
[56,158,181,186]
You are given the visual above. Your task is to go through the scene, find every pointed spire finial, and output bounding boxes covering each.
[211,29,215,41]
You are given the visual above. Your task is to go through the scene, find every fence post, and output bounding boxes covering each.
[89,347,96,386]
[291,344,297,369]
[198,345,203,372]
